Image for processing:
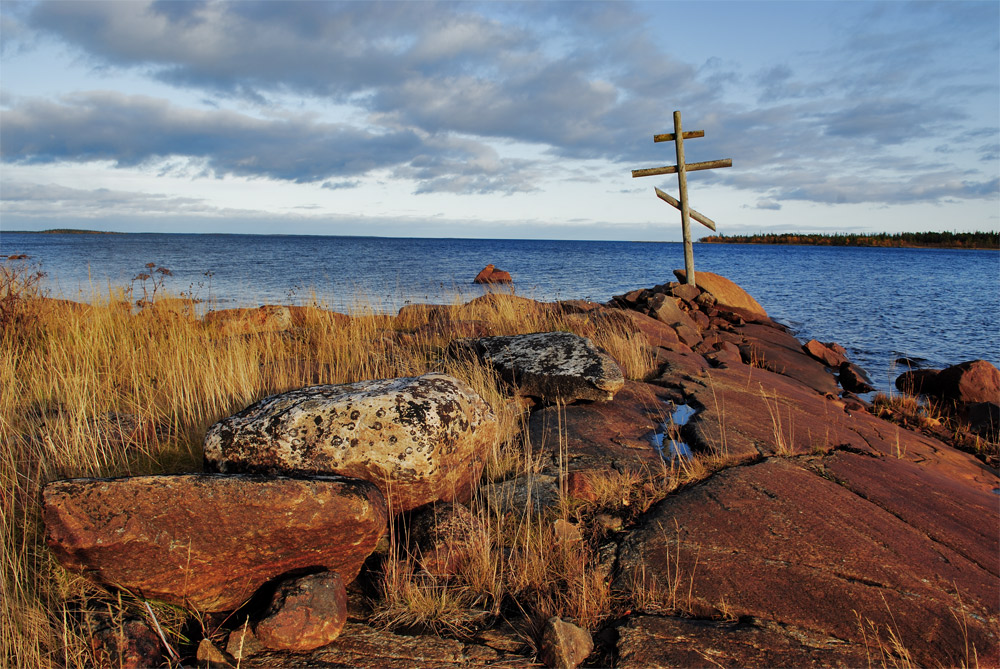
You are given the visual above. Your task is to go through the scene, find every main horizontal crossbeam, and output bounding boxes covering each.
[653,130,704,143]
[631,158,732,179]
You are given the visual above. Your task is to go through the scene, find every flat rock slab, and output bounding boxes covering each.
[617,458,999,667]
[527,381,682,475]
[454,331,624,403]
[205,374,496,512]
[671,364,867,460]
[43,474,387,612]
[671,364,1000,489]
[816,451,999,587]
[238,622,528,668]
[738,338,839,396]
[617,615,870,668]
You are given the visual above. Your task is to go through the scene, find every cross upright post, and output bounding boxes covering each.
[630,111,731,288]
[671,111,696,287]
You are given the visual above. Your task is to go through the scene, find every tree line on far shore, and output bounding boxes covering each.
[698,231,999,249]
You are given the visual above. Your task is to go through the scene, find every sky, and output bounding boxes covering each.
[1,0,998,241]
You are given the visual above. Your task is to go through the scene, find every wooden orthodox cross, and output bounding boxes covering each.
[631,111,731,287]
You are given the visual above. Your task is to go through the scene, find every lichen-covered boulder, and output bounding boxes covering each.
[42,474,386,612]
[204,374,496,512]
[452,331,624,403]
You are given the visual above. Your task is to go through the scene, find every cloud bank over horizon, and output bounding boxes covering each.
[1,1,997,239]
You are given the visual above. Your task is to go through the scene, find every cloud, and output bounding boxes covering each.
[0,91,537,192]
[321,180,361,191]
[4,0,997,210]
[0,180,258,218]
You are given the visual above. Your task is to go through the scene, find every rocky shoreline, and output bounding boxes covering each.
[40,271,999,668]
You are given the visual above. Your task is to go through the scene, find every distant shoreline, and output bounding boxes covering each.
[4,229,124,235]
[699,231,999,250]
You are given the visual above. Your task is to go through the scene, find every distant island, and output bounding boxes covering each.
[698,231,998,249]
[5,229,122,235]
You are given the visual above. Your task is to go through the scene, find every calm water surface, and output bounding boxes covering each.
[3,232,997,393]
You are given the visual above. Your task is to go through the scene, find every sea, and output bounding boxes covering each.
[2,231,998,394]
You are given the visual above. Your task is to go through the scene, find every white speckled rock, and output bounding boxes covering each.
[204,374,496,512]
[454,331,624,403]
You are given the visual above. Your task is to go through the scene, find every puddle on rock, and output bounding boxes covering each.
[651,402,697,462]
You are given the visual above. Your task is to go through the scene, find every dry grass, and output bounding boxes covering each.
[623,520,700,616]
[872,391,998,465]
[1,257,726,665]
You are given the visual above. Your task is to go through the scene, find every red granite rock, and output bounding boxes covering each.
[617,458,999,667]
[473,264,513,284]
[935,359,1000,404]
[617,615,871,668]
[43,474,387,612]
[256,572,348,651]
[527,381,682,474]
[673,270,768,318]
[803,339,850,369]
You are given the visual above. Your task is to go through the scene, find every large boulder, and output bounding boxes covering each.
[933,359,1000,404]
[673,270,768,319]
[896,360,999,405]
[204,374,496,512]
[452,331,624,403]
[43,474,387,612]
[738,338,839,396]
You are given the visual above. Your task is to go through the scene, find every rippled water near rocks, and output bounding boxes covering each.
[3,232,997,393]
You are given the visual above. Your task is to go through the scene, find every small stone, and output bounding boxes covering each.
[595,514,623,532]
[561,470,599,501]
[553,519,583,545]
[196,638,232,667]
[670,283,701,302]
[803,339,850,368]
[539,617,594,669]
[88,616,163,669]
[256,571,348,652]
[225,625,264,660]
[840,362,875,393]
[673,323,703,347]
[689,310,711,330]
